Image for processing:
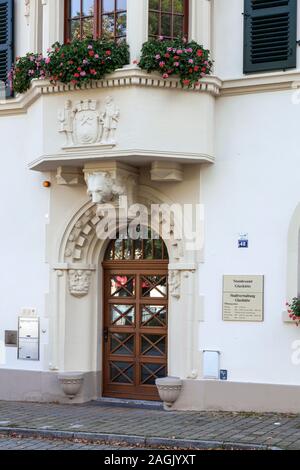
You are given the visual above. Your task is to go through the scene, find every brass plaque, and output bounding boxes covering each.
[223,275,264,322]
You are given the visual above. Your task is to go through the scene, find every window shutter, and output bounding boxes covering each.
[243,0,297,73]
[0,0,13,97]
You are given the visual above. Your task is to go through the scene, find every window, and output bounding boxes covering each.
[243,0,297,73]
[0,0,14,98]
[64,0,127,42]
[148,0,189,40]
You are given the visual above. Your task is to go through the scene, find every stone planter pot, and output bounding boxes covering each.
[58,372,84,399]
[156,377,183,410]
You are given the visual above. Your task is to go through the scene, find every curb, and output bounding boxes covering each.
[0,427,281,450]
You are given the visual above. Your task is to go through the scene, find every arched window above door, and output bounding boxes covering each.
[105,228,169,261]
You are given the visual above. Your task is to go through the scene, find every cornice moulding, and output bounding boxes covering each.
[0,67,222,117]
[220,70,300,96]
[2,67,300,116]
[29,149,215,172]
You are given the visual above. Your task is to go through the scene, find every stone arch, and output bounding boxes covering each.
[50,185,200,392]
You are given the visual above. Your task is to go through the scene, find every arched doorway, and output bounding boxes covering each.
[102,229,169,400]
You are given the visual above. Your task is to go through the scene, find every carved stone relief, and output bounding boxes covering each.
[85,172,126,204]
[169,270,181,299]
[68,269,92,298]
[58,97,119,148]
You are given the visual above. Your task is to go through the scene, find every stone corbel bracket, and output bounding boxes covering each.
[168,263,197,300]
[54,265,96,298]
[84,162,139,207]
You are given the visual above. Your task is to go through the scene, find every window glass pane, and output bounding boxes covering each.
[111,276,135,297]
[174,0,184,14]
[110,305,135,326]
[70,19,81,39]
[149,11,159,36]
[134,239,143,260]
[144,239,153,259]
[70,0,81,17]
[117,0,127,10]
[110,362,134,383]
[153,239,163,259]
[82,0,94,16]
[82,17,94,37]
[173,14,183,37]
[141,305,167,327]
[141,334,166,357]
[102,13,115,38]
[123,239,133,260]
[149,0,159,9]
[116,12,127,37]
[161,14,171,37]
[111,333,134,355]
[141,364,166,385]
[161,0,172,12]
[141,276,167,298]
[103,0,115,13]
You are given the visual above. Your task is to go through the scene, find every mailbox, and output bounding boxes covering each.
[18,317,40,361]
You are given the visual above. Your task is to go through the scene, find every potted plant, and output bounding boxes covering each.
[286,298,300,325]
[10,38,129,94]
[139,37,213,88]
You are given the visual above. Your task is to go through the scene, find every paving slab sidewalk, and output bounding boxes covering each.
[0,401,299,449]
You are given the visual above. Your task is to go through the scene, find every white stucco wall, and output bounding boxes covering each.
[199,88,300,385]
[0,99,49,371]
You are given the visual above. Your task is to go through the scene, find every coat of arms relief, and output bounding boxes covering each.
[58,97,119,148]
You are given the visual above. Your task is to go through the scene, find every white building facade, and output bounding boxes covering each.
[1,0,300,412]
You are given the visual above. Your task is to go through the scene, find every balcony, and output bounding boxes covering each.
[23,66,220,176]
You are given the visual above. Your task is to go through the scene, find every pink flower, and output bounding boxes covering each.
[80,71,86,76]
[159,61,165,68]
[159,36,164,41]
[176,49,183,54]
[155,54,161,60]
[45,57,51,64]
[95,54,99,59]
[174,62,179,67]
[162,73,169,79]
[83,59,88,64]
[167,47,172,52]
[88,45,93,50]
[188,59,194,64]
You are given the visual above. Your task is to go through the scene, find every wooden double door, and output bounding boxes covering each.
[103,261,168,400]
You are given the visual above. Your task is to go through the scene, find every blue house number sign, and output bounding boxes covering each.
[238,239,248,248]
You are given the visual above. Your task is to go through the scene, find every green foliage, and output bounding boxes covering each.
[11,39,130,94]
[138,38,213,87]
[10,53,46,94]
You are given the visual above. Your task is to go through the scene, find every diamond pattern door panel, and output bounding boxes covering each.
[103,264,168,401]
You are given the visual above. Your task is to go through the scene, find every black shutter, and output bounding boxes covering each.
[0,0,13,97]
[244,0,297,73]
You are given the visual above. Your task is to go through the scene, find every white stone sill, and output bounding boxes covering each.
[0,66,221,117]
